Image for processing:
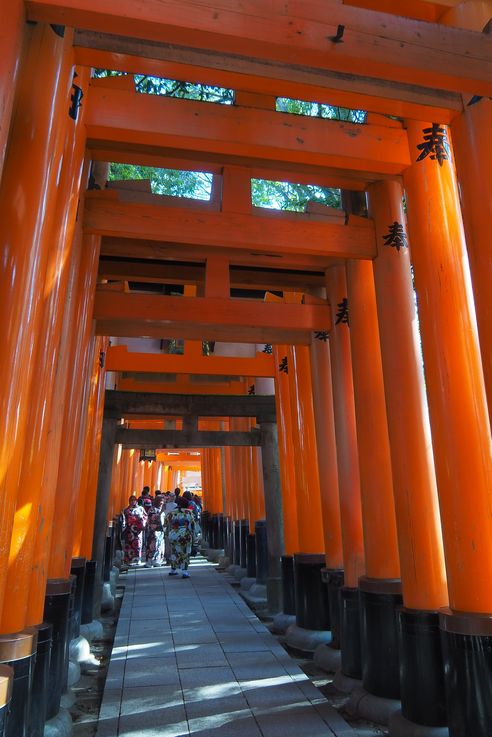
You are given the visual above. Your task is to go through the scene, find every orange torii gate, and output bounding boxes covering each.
[0,2,492,736]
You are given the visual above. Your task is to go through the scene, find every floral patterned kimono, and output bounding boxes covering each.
[145,506,166,566]
[121,503,147,564]
[164,507,195,571]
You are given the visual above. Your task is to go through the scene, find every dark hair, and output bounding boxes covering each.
[174,487,181,496]
[183,490,192,500]
[176,496,189,509]
[143,486,150,493]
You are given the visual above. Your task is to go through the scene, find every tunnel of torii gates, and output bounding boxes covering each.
[2,0,492,736]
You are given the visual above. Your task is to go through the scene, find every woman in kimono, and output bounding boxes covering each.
[144,495,166,567]
[121,495,147,565]
[164,496,196,577]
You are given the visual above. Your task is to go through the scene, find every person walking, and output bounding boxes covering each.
[164,496,195,578]
[121,495,147,565]
[144,495,166,567]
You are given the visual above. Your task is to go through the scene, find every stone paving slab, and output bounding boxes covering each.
[96,557,355,737]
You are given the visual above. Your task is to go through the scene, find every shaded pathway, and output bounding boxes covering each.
[97,558,355,737]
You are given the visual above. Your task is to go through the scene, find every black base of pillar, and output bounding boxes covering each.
[81,561,97,626]
[70,557,86,640]
[103,533,112,583]
[281,556,296,616]
[293,554,330,631]
[254,520,268,585]
[440,609,492,737]
[28,623,52,737]
[359,577,402,700]
[247,535,257,578]
[233,522,241,566]
[398,608,447,727]
[223,516,232,558]
[201,511,211,547]
[0,665,12,737]
[340,586,362,679]
[322,568,344,649]
[43,579,71,720]
[240,520,248,570]
[0,631,37,737]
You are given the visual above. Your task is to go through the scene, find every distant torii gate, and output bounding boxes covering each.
[92,391,283,612]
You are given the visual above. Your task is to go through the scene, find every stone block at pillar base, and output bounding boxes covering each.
[69,635,100,671]
[233,567,248,581]
[346,686,401,725]
[66,661,80,689]
[44,707,73,737]
[240,584,267,611]
[101,583,114,612]
[333,670,363,694]
[217,556,230,569]
[314,643,342,673]
[389,710,450,737]
[109,567,119,596]
[240,577,256,591]
[206,548,225,563]
[272,613,296,634]
[79,620,104,643]
[285,623,332,654]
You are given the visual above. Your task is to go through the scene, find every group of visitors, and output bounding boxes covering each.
[120,486,202,578]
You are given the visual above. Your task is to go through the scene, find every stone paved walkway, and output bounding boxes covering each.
[96,558,355,737]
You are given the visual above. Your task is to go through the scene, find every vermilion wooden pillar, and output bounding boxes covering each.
[47,234,102,581]
[404,119,492,737]
[369,181,448,729]
[0,24,74,630]
[0,0,24,179]
[326,264,365,678]
[309,338,343,571]
[451,101,492,423]
[273,345,299,558]
[346,257,402,700]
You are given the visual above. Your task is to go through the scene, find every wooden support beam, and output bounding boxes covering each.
[115,427,261,447]
[104,390,276,421]
[116,378,247,394]
[85,84,411,176]
[93,286,331,344]
[85,193,376,264]
[74,32,461,123]
[98,257,326,292]
[106,344,275,376]
[26,0,492,95]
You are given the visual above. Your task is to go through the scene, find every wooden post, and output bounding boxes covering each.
[259,422,284,614]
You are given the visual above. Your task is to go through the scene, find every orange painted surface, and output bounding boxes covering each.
[85,85,410,176]
[309,339,343,570]
[325,265,365,588]
[439,1,491,29]
[288,346,325,554]
[404,120,492,613]
[106,344,275,377]
[272,344,299,555]
[72,335,108,555]
[368,180,448,610]
[0,0,24,178]
[26,0,492,95]
[0,24,74,631]
[85,194,376,263]
[47,235,102,580]
[346,259,400,580]
[452,100,492,426]
[74,47,456,125]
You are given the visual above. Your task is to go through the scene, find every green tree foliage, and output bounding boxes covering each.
[109,163,213,200]
[251,179,340,211]
[276,96,367,124]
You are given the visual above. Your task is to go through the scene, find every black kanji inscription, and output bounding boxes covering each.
[262,344,273,354]
[383,221,408,252]
[279,356,288,374]
[416,123,449,166]
[248,384,256,395]
[335,298,349,326]
[314,331,329,342]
